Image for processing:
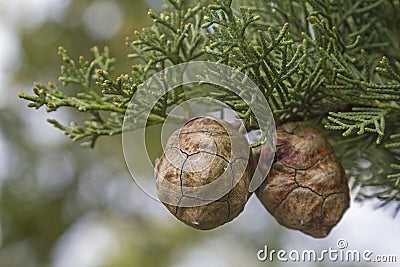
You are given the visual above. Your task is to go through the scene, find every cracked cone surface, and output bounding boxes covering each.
[256,122,350,238]
[155,117,251,230]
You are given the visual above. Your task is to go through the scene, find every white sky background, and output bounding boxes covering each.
[0,1,400,267]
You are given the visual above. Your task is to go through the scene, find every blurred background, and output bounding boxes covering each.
[0,0,399,266]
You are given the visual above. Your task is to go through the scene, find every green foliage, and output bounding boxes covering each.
[18,0,400,211]
[19,0,208,147]
[326,107,387,144]
[19,46,126,147]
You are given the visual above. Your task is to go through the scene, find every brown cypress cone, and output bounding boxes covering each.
[255,122,350,238]
[155,117,252,230]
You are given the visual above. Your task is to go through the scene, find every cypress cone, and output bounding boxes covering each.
[255,122,350,238]
[155,117,252,230]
